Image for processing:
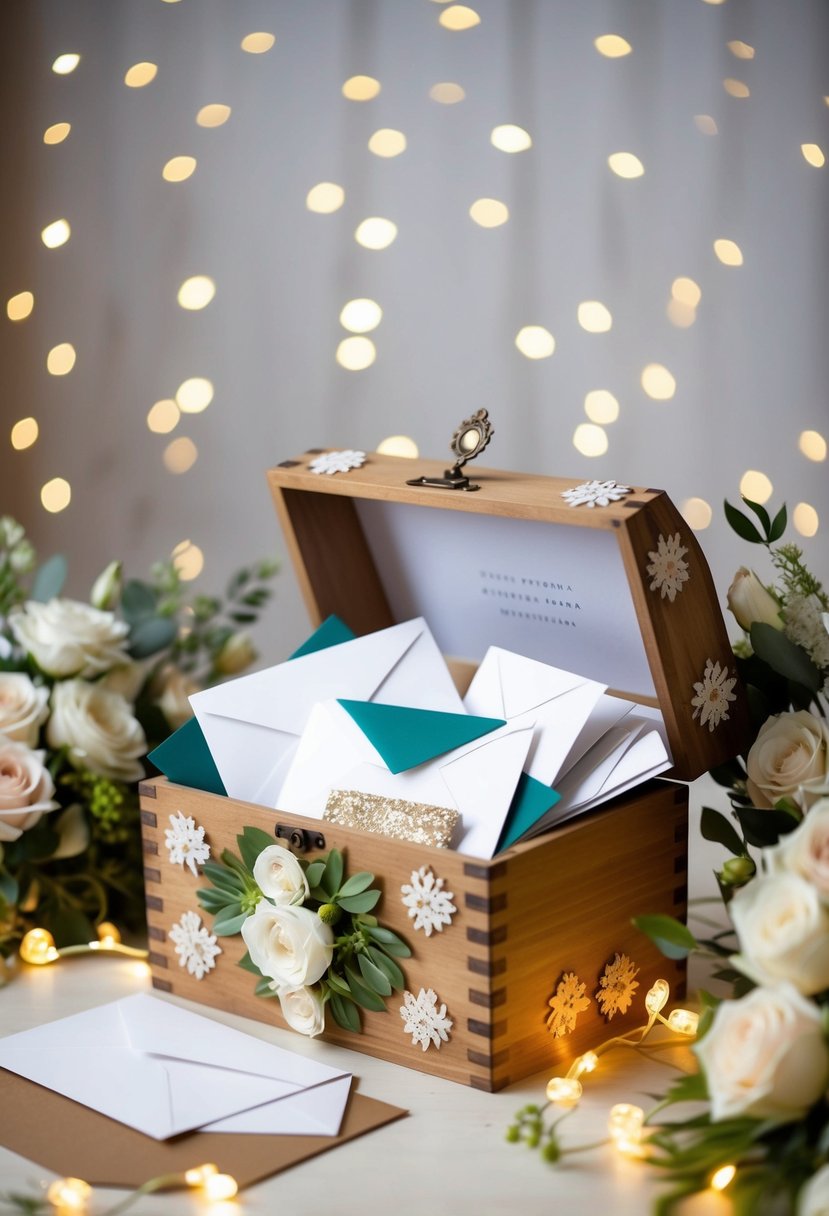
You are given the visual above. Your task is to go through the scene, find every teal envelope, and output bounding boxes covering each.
[496,773,561,853]
[148,615,356,794]
[337,699,506,774]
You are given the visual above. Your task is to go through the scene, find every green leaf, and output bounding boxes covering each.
[237,826,276,871]
[237,951,263,976]
[366,946,405,990]
[735,806,799,848]
[700,806,745,856]
[305,860,325,887]
[365,924,412,957]
[708,759,746,788]
[325,970,353,998]
[212,903,248,936]
[120,579,158,621]
[337,871,376,898]
[768,503,787,543]
[632,914,697,960]
[202,861,246,894]
[741,496,771,537]
[724,499,764,544]
[749,622,822,692]
[357,952,393,996]
[337,890,381,914]
[196,888,236,913]
[344,964,387,1012]
[220,849,251,879]
[0,871,19,905]
[329,991,362,1033]
[254,976,278,998]
[128,615,178,659]
[322,849,344,897]
[663,1069,709,1106]
[31,554,68,602]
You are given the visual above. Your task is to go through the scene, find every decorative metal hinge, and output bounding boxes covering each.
[406,409,494,492]
[275,824,326,852]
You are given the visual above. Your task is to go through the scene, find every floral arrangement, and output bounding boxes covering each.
[0,516,277,960]
[198,828,410,1037]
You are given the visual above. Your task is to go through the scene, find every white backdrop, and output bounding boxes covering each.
[1,0,827,657]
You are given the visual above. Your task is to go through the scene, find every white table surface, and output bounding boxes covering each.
[0,783,731,1216]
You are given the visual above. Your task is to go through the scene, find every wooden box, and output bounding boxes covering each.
[140,452,748,1092]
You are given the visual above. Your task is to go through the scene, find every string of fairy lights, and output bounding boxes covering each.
[4,0,827,578]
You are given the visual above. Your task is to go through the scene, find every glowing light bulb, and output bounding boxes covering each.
[573,1051,599,1076]
[667,1008,699,1036]
[545,1077,583,1105]
[185,1164,219,1187]
[20,928,58,965]
[96,922,122,946]
[46,1178,91,1211]
[608,1103,645,1154]
[645,979,670,1014]
[711,1164,736,1192]
[204,1174,238,1201]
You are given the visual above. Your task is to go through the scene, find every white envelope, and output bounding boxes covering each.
[0,993,351,1140]
[277,699,534,860]
[463,647,608,786]
[190,617,464,805]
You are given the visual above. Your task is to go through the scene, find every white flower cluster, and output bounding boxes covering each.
[784,593,829,673]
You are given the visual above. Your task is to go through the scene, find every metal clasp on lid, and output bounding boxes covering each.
[275,824,326,852]
[406,408,494,492]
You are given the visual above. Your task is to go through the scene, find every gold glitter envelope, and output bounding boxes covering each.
[323,789,459,848]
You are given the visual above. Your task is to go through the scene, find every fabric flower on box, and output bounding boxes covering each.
[561,479,631,508]
[690,658,738,732]
[308,449,367,476]
[47,679,146,782]
[0,736,60,842]
[168,910,221,980]
[164,811,210,877]
[400,865,456,936]
[646,533,690,602]
[400,987,453,1052]
[0,673,49,747]
[595,953,639,1020]
[8,598,131,678]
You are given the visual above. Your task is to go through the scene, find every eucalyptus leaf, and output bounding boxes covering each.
[700,806,745,856]
[322,849,344,897]
[325,970,353,998]
[212,904,249,936]
[366,946,405,990]
[202,861,246,894]
[31,554,68,602]
[128,615,177,659]
[237,826,276,870]
[337,889,381,914]
[196,888,237,913]
[305,860,325,887]
[329,991,362,1033]
[749,622,822,692]
[120,578,158,622]
[357,952,393,996]
[337,871,376,898]
[344,964,387,1011]
[632,913,697,960]
[365,924,412,957]
[237,950,263,976]
[724,500,764,545]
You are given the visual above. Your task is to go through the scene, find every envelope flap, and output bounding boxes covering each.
[337,699,505,772]
[496,649,587,718]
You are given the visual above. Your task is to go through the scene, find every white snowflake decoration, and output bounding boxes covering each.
[400,866,457,937]
[168,910,221,980]
[561,479,631,508]
[400,987,453,1052]
[308,449,367,475]
[164,811,210,877]
[691,658,738,732]
[646,532,690,603]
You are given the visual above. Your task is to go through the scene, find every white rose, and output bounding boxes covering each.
[241,901,333,988]
[155,666,198,730]
[799,1164,829,1216]
[0,736,60,842]
[214,632,257,676]
[90,560,122,611]
[47,679,146,782]
[99,659,150,704]
[746,710,829,810]
[253,845,309,906]
[0,673,49,746]
[695,983,828,1122]
[276,984,326,1037]
[726,567,783,632]
[730,871,829,995]
[767,798,829,899]
[8,598,130,678]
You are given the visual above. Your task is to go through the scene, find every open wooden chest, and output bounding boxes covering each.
[139,448,748,1091]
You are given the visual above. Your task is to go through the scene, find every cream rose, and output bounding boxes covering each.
[746,710,829,810]
[695,983,828,1122]
[253,845,309,906]
[8,598,130,678]
[47,679,146,782]
[799,1164,829,1216]
[726,567,783,632]
[154,666,198,730]
[767,798,829,899]
[241,901,333,988]
[214,632,257,676]
[276,984,326,1037]
[0,673,49,746]
[0,736,60,842]
[730,871,829,995]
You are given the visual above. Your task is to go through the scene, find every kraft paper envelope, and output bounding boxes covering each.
[277,699,534,859]
[190,617,464,806]
[0,994,351,1140]
[0,1069,406,1190]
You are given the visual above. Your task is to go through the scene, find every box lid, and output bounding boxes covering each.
[267,450,749,781]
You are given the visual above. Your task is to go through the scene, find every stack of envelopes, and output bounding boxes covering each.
[151,617,671,860]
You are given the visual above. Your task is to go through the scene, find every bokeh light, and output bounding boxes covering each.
[799,430,827,461]
[714,239,743,265]
[727,40,755,59]
[172,540,204,580]
[577,301,612,332]
[682,498,713,530]
[7,291,34,321]
[723,78,750,98]
[336,336,376,370]
[515,326,555,359]
[196,104,231,127]
[672,277,702,307]
[164,437,198,473]
[354,217,397,249]
[439,6,481,30]
[11,418,38,451]
[41,478,71,513]
[573,423,608,457]
[608,152,644,178]
[43,122,71,145]
[342,76,380,100]
[469,198,509,227]
[429,82,465,103]
[162,157,196,182]
[793,503,819,537]
[339,298,382,333]
[124,62,157,87]
[739,470,773,503]
[694,115,718,135]
[147,399,180,434]
[594,35,632,58]
[47,343,76,376]
[641,364,676,400]
[667,299,696,327]
[52,54,80,75]
[177,276,216,310]
[241,32,275,53]
[41,219,70,248]
[176,378,214,414]
[368,128,407,157]
[306,182,344,213]
[491,124,532,152]
[584,390,619,424]
[801,144,825,168]
[377,435,419,458]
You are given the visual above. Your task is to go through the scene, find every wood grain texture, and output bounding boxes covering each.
[141,778,687,1093]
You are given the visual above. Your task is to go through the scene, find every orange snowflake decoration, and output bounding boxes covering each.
[546,971,592,1037]
[595,953,640,1020]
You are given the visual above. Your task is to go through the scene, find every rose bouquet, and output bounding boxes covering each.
[0,516,278,960]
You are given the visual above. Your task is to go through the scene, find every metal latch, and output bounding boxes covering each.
[274,824,326,852]
[406,409,494,492]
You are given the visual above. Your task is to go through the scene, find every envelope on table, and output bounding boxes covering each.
[276,698,534,860]
[0,993,351,1140]
[190,617,464,807]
